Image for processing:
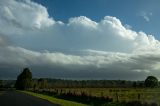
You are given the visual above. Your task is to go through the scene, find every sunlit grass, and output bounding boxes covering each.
[20,88,160,105]
[52,88,160,104]
[21,91,88,106]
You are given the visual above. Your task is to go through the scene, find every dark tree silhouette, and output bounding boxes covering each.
[0,80,3,88]
[144,76,158,88]
[15,68,32,90]
[38,78,48,89]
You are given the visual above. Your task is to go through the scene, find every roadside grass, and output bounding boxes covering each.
[50,88,160,104]
[20,91,88,106]
[19,88,160,106]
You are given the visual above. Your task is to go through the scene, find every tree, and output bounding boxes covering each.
[38,78,48,89]
[132,82,137,88]
[15,68,32,90]
[0,80,3,88]
[144,76,158,88]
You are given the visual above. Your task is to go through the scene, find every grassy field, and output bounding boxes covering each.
[52,88,160,104]
[21,91,88,106]
[21,88,160,106]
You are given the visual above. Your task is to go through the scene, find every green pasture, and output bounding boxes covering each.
[53,88,160,104]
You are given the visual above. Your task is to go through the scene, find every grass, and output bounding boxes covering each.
[51,88,160,104]
[0,91,5,95]
[20,90,88,106]
[20,88,160,105]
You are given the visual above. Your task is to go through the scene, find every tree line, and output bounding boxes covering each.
[13,68,159,90]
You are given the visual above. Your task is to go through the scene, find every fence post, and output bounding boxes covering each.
[116,92,119,102]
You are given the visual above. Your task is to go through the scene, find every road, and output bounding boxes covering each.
[0,91,60,106]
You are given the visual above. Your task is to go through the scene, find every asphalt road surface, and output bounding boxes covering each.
[0,91,60,106]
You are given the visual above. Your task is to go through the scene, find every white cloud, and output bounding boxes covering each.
[0,46,160,80]
[68,16,98,30]
[0,0,160,80]
[124,24,132,29]
[0,35,10,46]
[0,37,6,46]
[8,15,157,53]
[0,0,54,36]
[140,11,152,22]
[0,1,157,53]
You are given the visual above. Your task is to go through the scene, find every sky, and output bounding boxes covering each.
[0,0,160,80]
